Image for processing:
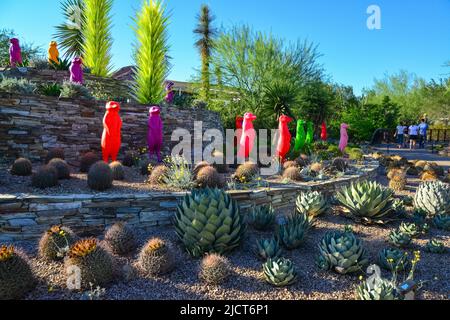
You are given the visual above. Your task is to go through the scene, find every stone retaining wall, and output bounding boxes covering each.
[0,162,378,241]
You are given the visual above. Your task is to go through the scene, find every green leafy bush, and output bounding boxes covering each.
[60,80,93,99]
[0,76,36,94]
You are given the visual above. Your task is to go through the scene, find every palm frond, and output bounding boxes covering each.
[53,0,85,58]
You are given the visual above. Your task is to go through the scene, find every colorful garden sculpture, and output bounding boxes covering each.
[237,112,257,159]
[294,120,306,152]
[69,57,83,84]
[164,81,174,104]
[9,38,22,67]
[147,106,163,162]
[320,122,327,141]
[339,123,349,152]
[48,41,59,65]
[235,116,244,149]
[305,121,314,145]
[276,115,293,162]
[101,101,122,163]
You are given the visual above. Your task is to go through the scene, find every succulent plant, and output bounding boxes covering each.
[335,181,395,224]
[139,159,151,175]
[137,238,175,276]
[10,157,32,176]
[198,253,231,285]
[331,158,348,172]
[389,175,407,191]
[402,195,414,206]
[87,161,113,191]
[104,222,137,255]
[356,277,397,300]
[282,166,302,181]
[192,161,211,179]
[195,166,223,188]
[388,230,412,248]
[174,188,245,257]
[80,152,100,173]
[122,152,137,167]
[399,222,420,238]
[296,191,328,218]
[317,230,368,274]
[148,165,168,185]
[378,248,409,271]
[38,225,76,261]
[276,213,313,250]
[263,257,297,287]
[425,239,446,254]
[48,158,71,179]
[310,162,323,173]
[234,162,259,183]
[414,181,450,217]
[0,245,36,299]
[107,161,125,181]
[432,214,450,231]
[31,165,59,189]
[391,199,407,217]
[255,237,282,260]
[248,205,276,231]
[45,148,65,164]
[65,238,114,289]
[283,160,298,170]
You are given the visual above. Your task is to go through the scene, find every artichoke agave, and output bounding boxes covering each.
[335,181,395,223]
[392,199,407,217]
[276,213,314,250]
[174,188,246,257]
[413,181,450,217]
[356,277,397,300]
[399,222,420,238]
[317,231,368,274]
[295,191,329,217]
[263,257,297,287]
[425,239,446,254]
[255,237,282,260]
[388,230,412,248]
[432,214,450,231]
[248,205,275,231]
[378,248,409,271]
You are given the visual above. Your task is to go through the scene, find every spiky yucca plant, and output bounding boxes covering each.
[82,0,114,76]
[54,0,85,58]
[132,0,170,104]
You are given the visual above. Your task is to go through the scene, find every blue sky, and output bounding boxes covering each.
[0,0,449,95]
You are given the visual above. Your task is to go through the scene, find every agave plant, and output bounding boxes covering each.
[398,222,420,238]
[413,181,450,217]
[248,205,276,231]
[132,0,170,104]
[162,155,193,190]
[255,237,282,260]
[388,230,412,248]
[295,191,328,217]
[263,257,297,287]
[425,239,446,254]
[276,213,313,250]
[54,0,85,58]
[317,230,368,274]
[378,248,409,271]
[174,188,245,257]
[432,214,450,231]
[392,199,407,217]
[335,181,395,224]
[356,277,397,300]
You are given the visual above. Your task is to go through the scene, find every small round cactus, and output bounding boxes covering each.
[10,157,32,176]
[310,162,323,173]
[80,152,100,173]
[104,222,137,256]
[387,168,405,180]
[87,161,113,191]
[282,166,302,182]
[148,165,168,185]
[192,161,211,179]
[0,245,36,299]
[283,161,298,170]
[31,165,59,189]
[234,162,259,183]
[137,238,175,276]
[45,148,65,164]
[38,225,77,261]
[109,161,125,181]
[198,253,231,285]
[195,166,223,188]
[389,175,407,191]
[48,158,71,179]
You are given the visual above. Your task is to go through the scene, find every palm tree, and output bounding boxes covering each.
[193,4,217,102]
[54,0,86,58]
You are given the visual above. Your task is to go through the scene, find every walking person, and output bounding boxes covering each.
[394,122,406,149]
[403,123,409,148]
[408,123,419,150]
[418,118,429,148]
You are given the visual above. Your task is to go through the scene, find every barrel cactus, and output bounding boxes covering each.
[109,161,125,181]
[399,222,420,238]
[137,238,175,276]
[317,231,369,274]
[80,151,100,173]
[234,162,258,183]
[389,175,407,191]
[174,188,245,257]
[104,222,137,256]
[356,277,397,300]
[248,205,276,231]
[65,238,114,289]
[414,181,450,217]
[0,245,36,300]
[45,148,65,164]
[378,248,409,271]
[282,166,302,182]
[48,158,71,179]
[263,257,297,287]
[31,165,59,189]
[388,230,412,248]
[148,165,168,185]
[198,253,231,285]
[335,181,395,224]
[38,225,76,261]
[425,239,446,254]
[276,213,313,250]
[10,157,32,176]
[87,161,113,191]
[296,191,328,217]
[195,166,223,188]
[255,237,282,260]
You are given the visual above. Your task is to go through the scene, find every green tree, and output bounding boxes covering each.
[132,0,170,104]
[194,4,217,102]
[0,29,43,67]
[54,0,86,58]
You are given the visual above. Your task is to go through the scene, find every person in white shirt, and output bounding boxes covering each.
[408,124,419,150]
[394,123,406,149]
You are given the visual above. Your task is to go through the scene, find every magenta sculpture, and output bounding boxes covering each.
[147,106,163,162]
[69,57,84,84]
[237,112,257,159]
[339,123,349,152]
[164,81,174,104]
[9,38,23,67]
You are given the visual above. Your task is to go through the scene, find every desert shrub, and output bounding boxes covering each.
[137,238,175,276]
[80,152,100,173]
[198,253,231,285]
[48,158,71,179]
[87,161,113,191]
[0,76,36,94]
[38,225,76,261]
[162,156,193,189]
[10,157,32,176]
[148,165,169,185]
[37,82,62,97]
[31,166,58,189]
[195,166,223,188]
[109,161,125,180]
[45,148,65,164]
[60,80,93,99]
[104,222,137,256]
